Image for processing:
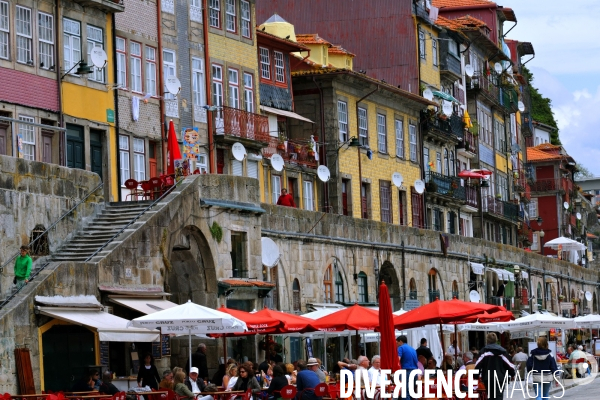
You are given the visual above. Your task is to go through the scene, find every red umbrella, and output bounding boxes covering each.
[444,309,514,325]
[311,304,379,331]
[458,170,486,179]
[378,282,400,373]
[215,306,282,334]
[471,168,492,176]
[253,307,316,333]
[392,299,502,330]
[167,120,182,174]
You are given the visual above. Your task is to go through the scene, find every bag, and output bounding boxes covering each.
[13,276,17,285]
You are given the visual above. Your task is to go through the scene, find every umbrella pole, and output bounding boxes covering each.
[223,336,227,363]
[454,324,458,368]
[348,332,352,360]
[189,327,193,373]
[439,323,444,359]
[355,330,359,358]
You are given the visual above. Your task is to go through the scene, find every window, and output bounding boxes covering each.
[212,64,223,116]
[129,42,142,92]
[16,6,33,64]
[335,270,345,303]
[398,190,406,226]
[145,46,157,96]
[303,181,314,211]
[119,135,130,184]
[342,179,350,216]
[395,119,404,158]
[423,147,429,178]
[292,279,301,312]
[190,0,202,23]
[450,151,455,176]
[529,198,538,218]
[411,187,424,228]
[433,208,443,231]
[0,1,8,60]
[432,37,438,66]
[338,101,348,142]
[409,124,417,162]
[38,12,54,69]
[19,116,35,160]
[271,175,281,204]
[196,153,208,173]
[436,152,441,173]
[241,1,251,38]
[163,49,176,99]
[448,211,456,234]
[87,26,104,82]
[260,47,270,79]
[232,159,242,176]
[377,114,387,153]
[419,30,425,59]
[323,265,333,303]
[63,18,81,71]
[231,232,247,278]
[380,180,392,223]
[228,68,239,108]
[361,183,370,219]
[116,37,126,87]
[448,39,458,56]
[225,0,236,32]
[209,0,221,28]
[133,138,145,181]
[247,160,258,178]
[358,107,368,146]
[192,57,205,109]
[444,149,449,175]
[274,51,285,83]
[243,72,254,112]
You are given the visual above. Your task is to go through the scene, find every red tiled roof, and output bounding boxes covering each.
[328,45,355,57]
[526,146,562,162]
[587,232,598,239]
[296,34,331,46]
[219,279,276,288]
[257,30,309,52]
[432,0,495,8]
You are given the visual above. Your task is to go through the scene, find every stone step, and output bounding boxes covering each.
[107,201,154,208]
[98,210,147,218]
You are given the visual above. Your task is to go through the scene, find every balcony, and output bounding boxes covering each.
[500,87,519,113]
[521,112,533,137]
[426,171,466,201]
[457,130,477,159]
[530,178,560,193]
[483,196,519,222]
[440,54,462,80]
[214,106,270,144]
[467,72,500,107]
[421,112,463,144]
[72,0,124,12]
[464,185,478,210]
[261,137,318,169]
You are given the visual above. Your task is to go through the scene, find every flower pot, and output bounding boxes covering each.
[307,150,315,158]
[277,143,286,151]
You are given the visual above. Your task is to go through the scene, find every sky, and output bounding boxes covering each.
[505,0,600,175]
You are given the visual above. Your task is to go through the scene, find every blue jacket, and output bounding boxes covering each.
[526,348,558,376]
[397,343,419,370]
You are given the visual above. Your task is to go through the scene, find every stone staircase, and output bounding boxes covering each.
[51,201,154,262]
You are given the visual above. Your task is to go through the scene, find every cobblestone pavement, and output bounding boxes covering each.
[498,375,600,399]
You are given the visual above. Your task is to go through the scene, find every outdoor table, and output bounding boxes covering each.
[209,390,243,400]
[10,395,49,399]
[65,396,113,399]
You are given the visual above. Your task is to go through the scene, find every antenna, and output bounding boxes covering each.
[261,237,281,268]
[423,88,434,101]
[231,142,247,161]
[442,101,453,116]
[270,154,284,171]
[392,172,403,188]
[465,64,474,78]
[494,63,502,74]
[165,76,181,95]
[469,290,481,303]
[414,179,425,194]
[90,48,108,69]
[518,101,525,112]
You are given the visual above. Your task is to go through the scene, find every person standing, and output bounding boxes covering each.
[137,353,161,390]
[416,338,434,360]
[526,337,558,400]
[191,343,209,381]
[447,340,462,356]
[276,189,296,208]
[396,335,418,400]
[476,333,515,400]
[14,245,32,290]
[512,347,529,379]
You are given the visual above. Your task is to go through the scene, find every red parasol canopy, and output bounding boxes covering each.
[471,168,492,176]
[311,304,380,331]
[167,120,182,174]
[378,282,400,373]
[253,307,316,333]
[444,309,514,325]
[392,299,503,330]
[458,170,486,179]
[216,306,281,335]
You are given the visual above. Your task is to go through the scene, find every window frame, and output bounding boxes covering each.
[115,37,127,88]
[241,0,251,38]
[228,68,239,109]
[358,272,368,303]
[129,41,142,93]
[225,0,237,33]
[358,107,368,146]
[323,265,333,303]
[418,29,425,59]
[63,18,81,72]
[145,46,157,96]
[335,270,344,303]
[190,0,203,23]
[209,0,221,29]
[38,12,54,70]
[338,100,348,142]
[243,72,254,112]
[432,36,438,66]
[119,135,130,184]
[86,25,104,82]
[0,1,9,60]
[16,6,33,65]
[212,63,224,114]
[271,174,281,204]
[163,49,176,99]
[274,51,285,83]
[303,180,314,211]
[395,118,404,158]
[19,116,35,161]
[379,180,392,223]
[133,138,146,182]
[259,47,271,80]
[191,57,206,108]
[409,123,417,162]
[377,113,387,153]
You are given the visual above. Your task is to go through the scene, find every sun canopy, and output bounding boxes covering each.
[544,237,586,251]
[109,297,178,314]
[496,312,576,332]
[469,262,485,275]
[216,306,281,334]
[311,304,380,331]
[252,308,315,332]
[432,90,459,103]
[260,105,314,123]
[574,314,600,328]
[37,307,160,342]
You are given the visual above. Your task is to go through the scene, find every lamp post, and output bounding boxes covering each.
[540,229,545,256]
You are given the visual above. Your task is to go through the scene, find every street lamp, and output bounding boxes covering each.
[540,229,545,256]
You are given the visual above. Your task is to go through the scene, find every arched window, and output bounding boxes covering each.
[428,269,439,302]
[324,262,345,303]
[323,265,333,303]
[444,149,449,176]
[335,270,345,303]
[450,151,455,176]
[358,272,368,303]
[537,283,543,309]
[292,279,301,312]
[452,280,459,299]
[409,278,417,299]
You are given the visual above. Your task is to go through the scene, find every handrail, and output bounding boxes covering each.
[0,182,104,274]
[0,262,49,309]
[84,179,182,262]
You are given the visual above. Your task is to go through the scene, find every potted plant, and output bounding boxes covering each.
[294,143,302,153]
[306,142,315,157]
[559,294,565,301]
[469,121,480,136]
[277,132,287,150]
[495,193,502,200]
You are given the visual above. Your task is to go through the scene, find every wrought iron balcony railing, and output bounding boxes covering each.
[483,196,519,221]
[426,171,466,200]
[530,178,560,192]
[261,137,318,168]
[465,185,478,208]
[214,106,270,142]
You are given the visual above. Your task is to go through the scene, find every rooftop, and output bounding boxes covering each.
[432,0,495,8]
[328,45,355,57]
[296,33,332,46]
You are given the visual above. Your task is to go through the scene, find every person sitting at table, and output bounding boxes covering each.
[368,355,384,386]
[185,367,213,400]
[307,358,326,383]
[212,364,227,387]
[71,371,95,392]
[295,360,321,400]
[267,365,289,400]
[224,364,238,391]
[232,362,262,399]
[174,371,196,399]
[417,355,426,377]
[159,370,174,391]
[440,354,454,372]
[137,353,160,390]
[284,363,296,384]
[99,371,120,395]
[425,357,439,372]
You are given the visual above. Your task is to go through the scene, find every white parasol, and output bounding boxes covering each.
[543,237,586,251]
[496,312,575,332]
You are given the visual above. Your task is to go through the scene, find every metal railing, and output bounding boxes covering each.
[426,171,466,200]
[500,87,519,113]
[467,72,500,103]
[530,178,560,192]
[85,179,181,262]
[521,112,533,136]
[262,137,318,168]
[483,196,519,221]
[214,106,270,142]
[465,186,478,208]
[429,289,441,303]
[440,54,461,77]
[463,131,477,153]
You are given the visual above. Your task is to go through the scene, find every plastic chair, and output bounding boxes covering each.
[277,385,297,400]
[125,179,143,201]
[140,180,153,200]
[148,177,163,199]
[314,384,328,398]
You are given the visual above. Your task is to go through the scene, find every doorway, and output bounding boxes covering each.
[0,121,8,155]
[90,130,103,179]
[66,124,84,170]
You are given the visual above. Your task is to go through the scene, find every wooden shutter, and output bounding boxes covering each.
[15,347,36,394]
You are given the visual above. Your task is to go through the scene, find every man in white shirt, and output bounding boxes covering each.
[185,367,213,400]
[367,355,384,386]
[512,347,528,379]
[448,340,462,356]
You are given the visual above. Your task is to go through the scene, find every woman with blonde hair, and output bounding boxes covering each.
[284,364,296,384]
[527,336,558,400]
[173,371,195,398]
[223,363,239,390]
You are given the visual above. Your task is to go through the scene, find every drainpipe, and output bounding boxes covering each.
[567,272,571,316]
[401,240,406,302]
[55,0,64,166]
[355,86,378,218]
[112,14,122,201]
[528,264,532,314]
[202,0,214,173]
[157,0,166,173]
[542,267,547,310]
[483,254,488,304]
[312,77,328,211]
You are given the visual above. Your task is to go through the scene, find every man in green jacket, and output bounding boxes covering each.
[14,245,32,290]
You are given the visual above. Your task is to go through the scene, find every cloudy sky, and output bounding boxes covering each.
[505,0,600,175]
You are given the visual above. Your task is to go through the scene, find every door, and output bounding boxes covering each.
[148,142,157,177]
[0,122,7,155]
[66,124,84,170]
[42,131,53,163]
[90,130,103,179]
[42,325,95,392]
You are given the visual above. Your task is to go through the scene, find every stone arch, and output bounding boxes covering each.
[167,225,217,307]
[378,261,401,310]
[322,257,349,303]
[428,268,445,302]
[451,280,459,300]
[292,279,301,313]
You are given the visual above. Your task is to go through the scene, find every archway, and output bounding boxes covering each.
[409,278,417,300]
[428,268,444,302]
[167,225,217,307]
[379,262,401,310]
[322,259,347,304]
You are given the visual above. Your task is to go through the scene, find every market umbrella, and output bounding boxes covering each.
[458,170,486,179]
[496,312,576,333]
[216,306,282,334]
[379,282,400,373]
[470,168,493,176]
[574,314,600,328]
[128,300,247,371]
[253,307,316,333]
[311,304,380,331]
[167,119,182,174]
[544,237,586,251]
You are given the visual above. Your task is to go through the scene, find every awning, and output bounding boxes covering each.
[489,268,514,281]
[109,297,178,315]
[469,262,485,275]
[432,90,459,103]
[37,306,160,342]
[260,105,314,123]
[521,271,529,279]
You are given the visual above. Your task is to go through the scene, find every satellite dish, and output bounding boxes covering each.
[231,142,246,161]
[392,172,404,188]
[317,165,331,182]
[423,88,434,101]
[414,179,425,194]
[511,143,521,153]
[465,64,474,78]
[585,291,593,302]
[165,76,181,95]
[442,101,453,116]
[90,48,107,68]
[270,154,284,171]
[563,201,569,210]
[494,63,502,74]
[261,237,281,268]
[469,290,481,303]
[576,212,582,220]
[518,101,525,112]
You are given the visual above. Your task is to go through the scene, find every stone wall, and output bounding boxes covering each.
[0,155,103,298]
